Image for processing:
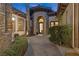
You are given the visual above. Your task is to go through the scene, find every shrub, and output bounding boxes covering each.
[2,36,28,56]
[49,26,60,44]
[49,25,72,47]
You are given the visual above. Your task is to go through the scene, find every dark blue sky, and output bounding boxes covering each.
[12,3,58,13]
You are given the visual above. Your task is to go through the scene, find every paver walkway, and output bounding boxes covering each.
[24,35,63,56]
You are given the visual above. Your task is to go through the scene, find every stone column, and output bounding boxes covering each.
[46,17,49,35]
[44,17,47,35]
[15,16,18,33]
[26,3,30,35]
[44,19,46,35]
[24,19,26,34]
[74,3,79,48]
[34,18,37,35]
[4,4,7,32]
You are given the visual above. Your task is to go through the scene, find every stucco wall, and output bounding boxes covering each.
[74,4,79,48]
[62,4,73,26]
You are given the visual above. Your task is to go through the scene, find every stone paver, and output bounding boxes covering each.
[24,35,63,56]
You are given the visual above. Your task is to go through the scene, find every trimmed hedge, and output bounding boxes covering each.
[49,25,72,47]
[1,36,28,56]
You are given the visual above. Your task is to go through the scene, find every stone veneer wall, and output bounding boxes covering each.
[7,13,13,32]
[0,4,5,33]
[0,3,12,53]
[0,33,12,53]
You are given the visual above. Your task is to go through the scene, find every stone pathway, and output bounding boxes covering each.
[24,35,63,56]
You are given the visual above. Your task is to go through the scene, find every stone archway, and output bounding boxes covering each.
[37,16,44,34]
[33,12,48,35]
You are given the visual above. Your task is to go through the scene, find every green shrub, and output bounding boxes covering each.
[49,26,60,44]
[2,36,28,56]
[49,25,72,47]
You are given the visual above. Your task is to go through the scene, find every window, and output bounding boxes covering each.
[55,22,58,26]
[18,17,24,31]
[39,18,44,22]
[50,21,58,27]
[50,21,54,27]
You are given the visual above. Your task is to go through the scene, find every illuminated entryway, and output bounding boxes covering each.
[39,23,43,33]
[37,16,44,34]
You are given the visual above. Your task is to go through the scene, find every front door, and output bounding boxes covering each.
[37,16,44,34]
[39,22,44,34]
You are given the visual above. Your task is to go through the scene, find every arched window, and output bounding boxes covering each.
[39,18,44,22]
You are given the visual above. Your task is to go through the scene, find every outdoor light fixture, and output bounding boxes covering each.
[27,31,28,35]
[12,17,15,21]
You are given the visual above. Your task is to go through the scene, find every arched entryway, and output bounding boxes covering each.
[37,16,44,34]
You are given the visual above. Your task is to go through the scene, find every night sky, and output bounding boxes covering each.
[12,3,58,13]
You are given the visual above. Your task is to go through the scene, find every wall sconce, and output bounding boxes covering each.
[27,31,28,35]
[12,17,15,21]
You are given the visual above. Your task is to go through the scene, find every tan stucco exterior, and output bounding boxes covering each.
[60,4,73,26]
[58,3,79,48]
[58,4,74,48]
[74,4,79,48]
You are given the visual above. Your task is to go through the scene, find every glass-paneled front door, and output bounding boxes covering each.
[39,22,44,34]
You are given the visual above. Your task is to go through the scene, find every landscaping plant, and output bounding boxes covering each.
[49,25,72,47]
[2,36,28,56]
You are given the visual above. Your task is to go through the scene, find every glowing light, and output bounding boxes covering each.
[39,19,44,22]
[12,17,15,21]
[39,23,43,33]
[51,22,54,27]
[27,31,28,35]
[55,22,58,26]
